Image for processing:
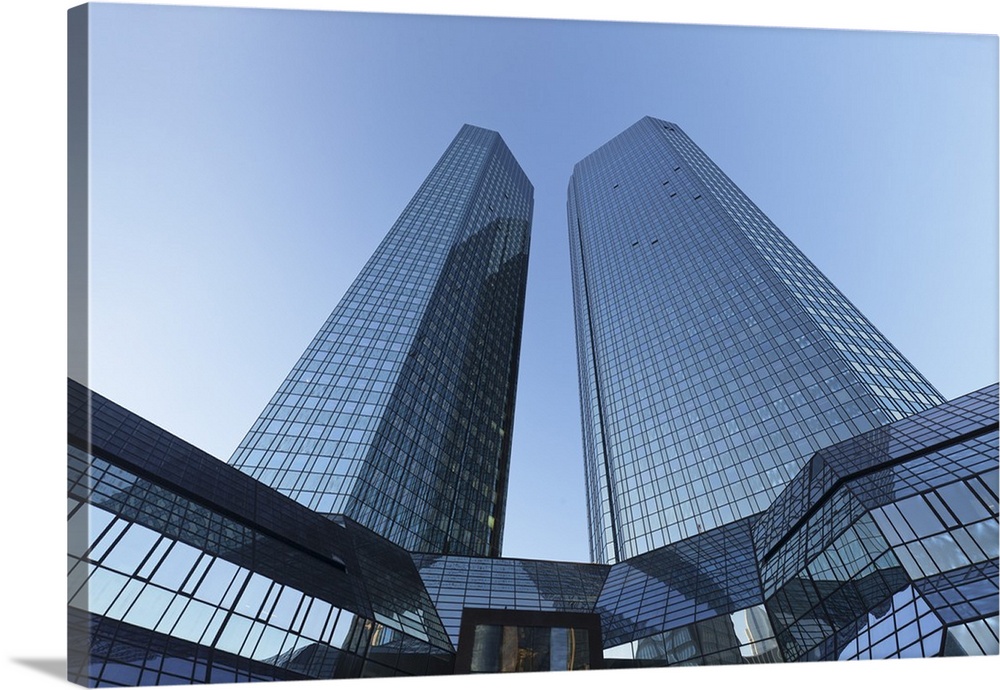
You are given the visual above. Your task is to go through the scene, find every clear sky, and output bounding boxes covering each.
[80,2,998,565]
[1,3,997,690]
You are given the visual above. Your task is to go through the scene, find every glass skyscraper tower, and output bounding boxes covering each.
[229,125,533,557]
[568,117,944,564]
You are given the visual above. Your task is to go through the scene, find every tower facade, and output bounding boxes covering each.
[568,117,943,563]
[229,125,533,557]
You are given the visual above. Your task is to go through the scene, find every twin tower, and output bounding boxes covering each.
[228,118,942,564]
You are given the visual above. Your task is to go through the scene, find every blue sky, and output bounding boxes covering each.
[80,3,998,564]
[1,3,997,689]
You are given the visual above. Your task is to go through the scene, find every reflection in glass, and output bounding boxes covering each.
[469,625,590,672]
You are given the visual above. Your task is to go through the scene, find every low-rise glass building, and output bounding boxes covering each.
[68,379,998,685]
